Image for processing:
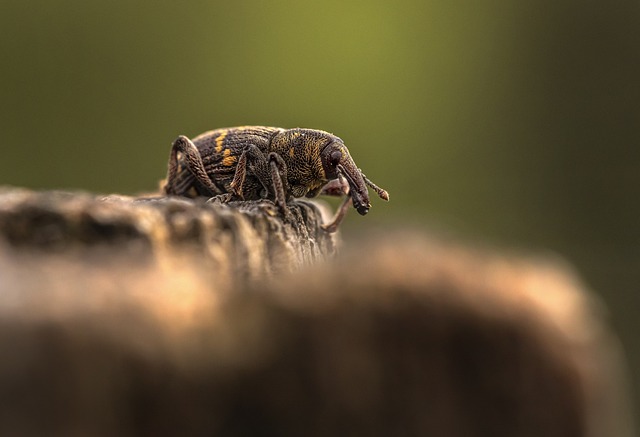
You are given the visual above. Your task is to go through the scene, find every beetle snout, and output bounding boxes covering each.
[337,162,371,215]
[355,203,370,215]
[351,188,371,215]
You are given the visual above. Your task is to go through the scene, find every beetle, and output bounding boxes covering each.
[162,126,389,231]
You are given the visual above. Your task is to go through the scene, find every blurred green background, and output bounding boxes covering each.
[1,0,638,423]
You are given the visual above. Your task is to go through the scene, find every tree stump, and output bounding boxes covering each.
[0,187,632,437]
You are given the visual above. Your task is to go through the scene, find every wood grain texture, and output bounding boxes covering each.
[0,187,631,437]
[0,187,336,293]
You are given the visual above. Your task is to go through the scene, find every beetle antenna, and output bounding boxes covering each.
[361,171,389,201]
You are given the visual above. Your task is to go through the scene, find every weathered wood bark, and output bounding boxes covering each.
[0,187,632,437]
[0,187,337,293]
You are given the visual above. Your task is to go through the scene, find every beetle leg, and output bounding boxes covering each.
[228,144,273,200]
[321,194,351,233]
[167,135,223,196]
[229,149,248,200]
[319,175,349,197]
[206,193,234,204]
[319,171,350,233]
[268,152,291,217]
[165,137,188,195]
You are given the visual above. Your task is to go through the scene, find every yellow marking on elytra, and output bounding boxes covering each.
[215,131,227,153]
[222,148,236,166]
[289,147,295,158]
[222,156,237,166]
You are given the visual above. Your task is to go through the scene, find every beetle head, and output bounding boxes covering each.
[320,140,388,216]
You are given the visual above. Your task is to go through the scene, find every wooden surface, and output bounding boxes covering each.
[0,187,337,293]
[0,187,632,437]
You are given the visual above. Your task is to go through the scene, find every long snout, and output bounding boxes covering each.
[337,162,371,215]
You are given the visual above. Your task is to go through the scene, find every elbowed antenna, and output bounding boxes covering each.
[361,171,389,201]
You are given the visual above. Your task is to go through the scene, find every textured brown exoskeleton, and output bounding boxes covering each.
[163,126,389,232]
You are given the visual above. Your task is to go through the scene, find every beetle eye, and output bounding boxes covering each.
[330,150,342,166]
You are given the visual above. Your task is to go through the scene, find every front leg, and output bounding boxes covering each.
[321,195,352,233]
[318,175,352,233]
[317,176,349,198]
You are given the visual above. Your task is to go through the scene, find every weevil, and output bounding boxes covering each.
[162,126,389,232]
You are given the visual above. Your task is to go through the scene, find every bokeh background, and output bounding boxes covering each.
[1,0,638,424]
